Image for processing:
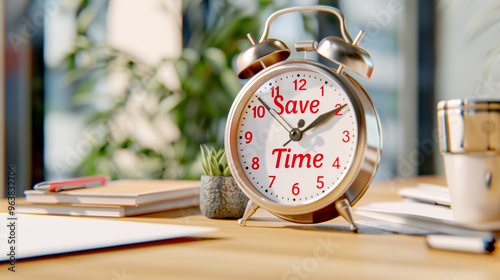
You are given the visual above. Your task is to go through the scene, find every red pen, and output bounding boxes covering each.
[34,175,110,192]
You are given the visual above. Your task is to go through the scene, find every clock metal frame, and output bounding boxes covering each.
[225,59,382,224]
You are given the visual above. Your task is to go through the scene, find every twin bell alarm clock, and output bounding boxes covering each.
[224,5,382,231]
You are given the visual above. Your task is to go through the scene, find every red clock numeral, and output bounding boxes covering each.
[342,130,350,142]
[316,176,324,189]
[332,157,340,169]
[320,86,324,97]
[271,86,280,97]
[244,131,252,144]
[252,105,265,118]
[252,157,260,170]
[292,183,300,195]
[335,104,343,116]
[268,175,276,188]
[293,79,307,91]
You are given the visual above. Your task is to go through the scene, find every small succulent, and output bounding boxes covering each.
[200,145,231,176]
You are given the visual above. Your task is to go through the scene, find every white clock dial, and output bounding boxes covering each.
[236,69,358,206]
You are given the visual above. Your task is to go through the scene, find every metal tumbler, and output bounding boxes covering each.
[438,99,500,223]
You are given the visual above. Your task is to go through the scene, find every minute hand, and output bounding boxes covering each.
[301,104,347,133]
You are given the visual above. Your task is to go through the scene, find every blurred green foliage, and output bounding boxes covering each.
[61,0,281,179]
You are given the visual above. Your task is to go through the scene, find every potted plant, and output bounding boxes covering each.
[199,145,248,218]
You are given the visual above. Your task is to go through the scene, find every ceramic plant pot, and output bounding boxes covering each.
[199,175,248,219]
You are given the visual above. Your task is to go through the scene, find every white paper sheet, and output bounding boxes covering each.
[398,183,451,206]
[0,213,216,261]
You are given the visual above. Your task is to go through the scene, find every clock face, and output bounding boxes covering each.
[234,67,359,206]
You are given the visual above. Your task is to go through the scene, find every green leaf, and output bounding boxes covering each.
[199,145,231,176]
[223,166,231,176]
[200,144,210,175]
[209,158,219,176]
[215,149,224,162]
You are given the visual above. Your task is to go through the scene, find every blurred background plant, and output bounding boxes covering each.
[60,0,284,180]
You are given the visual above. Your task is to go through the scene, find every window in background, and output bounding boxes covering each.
[44,0,108,181]
[340,0,420,180]
[3,0,45,197]
[435,0,500,174]
[43,0,184,180]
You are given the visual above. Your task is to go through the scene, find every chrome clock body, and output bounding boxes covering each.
[224,5,382,230]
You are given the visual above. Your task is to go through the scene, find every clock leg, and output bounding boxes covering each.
[238,200,259,226]
[335,197,358,233]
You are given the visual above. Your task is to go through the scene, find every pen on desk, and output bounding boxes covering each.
[34,175,109,192]
[426,234,496,254]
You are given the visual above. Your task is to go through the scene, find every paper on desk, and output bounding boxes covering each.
[0,213,217,261]
[398,183,451,206]
[355,200,500,238]
[356,220,439,235]
[358,200,453,220]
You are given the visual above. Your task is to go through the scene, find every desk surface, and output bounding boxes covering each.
[1,176,499,280]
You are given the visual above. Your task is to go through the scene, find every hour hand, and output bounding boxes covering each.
[301,104,347,133]
[257,97,293,132]
[282,104,347,147]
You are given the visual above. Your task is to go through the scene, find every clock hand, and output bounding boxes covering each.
[257,97,293,132]
[301,104,347,133]
[282,104,347,147]
[283,119,304,147]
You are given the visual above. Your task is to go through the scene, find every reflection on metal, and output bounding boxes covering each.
[438,99,500,154]
[317,30,373,79]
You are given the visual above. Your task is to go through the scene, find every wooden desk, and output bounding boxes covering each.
[1,177,498,280]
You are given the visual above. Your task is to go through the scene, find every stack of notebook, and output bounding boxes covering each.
[18,180,201,217]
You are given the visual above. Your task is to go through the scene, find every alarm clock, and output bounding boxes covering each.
[224,5,382,231]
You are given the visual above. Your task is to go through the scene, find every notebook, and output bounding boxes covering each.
[16,196,199,217]
[24,180,200,206]
[398,183,451,206]
[0,213,216,261]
